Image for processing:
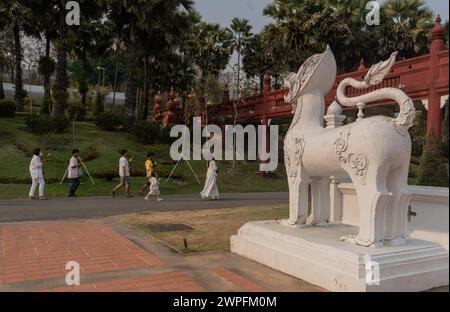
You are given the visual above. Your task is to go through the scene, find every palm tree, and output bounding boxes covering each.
[98,0,194,130]
[228,18,252,100]
[262,0,365,73]
[137,8,195,120]
[377,0,434,59]
[71,19,112,108]
[0,50,5,99]
[0,0,30,111]
[186,21,232,87]
[29,0,58,99]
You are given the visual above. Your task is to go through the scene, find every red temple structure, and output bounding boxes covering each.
[154,16,449,140]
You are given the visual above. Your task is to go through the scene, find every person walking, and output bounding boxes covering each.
[112,149,132,198]
[29,148,47,200]
[200,158,220,200]
[139,152,157,195]
[144,172,163,202]
[68,149,81,197]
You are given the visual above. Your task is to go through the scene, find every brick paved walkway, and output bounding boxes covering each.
[0,223,160,285]
[1,221,315,292]
[37,271,204,292]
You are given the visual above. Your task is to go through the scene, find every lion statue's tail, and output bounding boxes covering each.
[336,52,416,136]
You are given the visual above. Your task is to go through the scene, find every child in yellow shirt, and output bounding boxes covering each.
[139,152,157,195]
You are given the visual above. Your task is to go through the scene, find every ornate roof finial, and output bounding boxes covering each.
[435,14,441,24]
[154,90,162,102]
[432,14,444,38]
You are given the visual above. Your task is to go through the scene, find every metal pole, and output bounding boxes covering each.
[59,167,68,184]
[80,160,95,185]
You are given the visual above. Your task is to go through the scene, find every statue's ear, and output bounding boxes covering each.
[364,52,398,86]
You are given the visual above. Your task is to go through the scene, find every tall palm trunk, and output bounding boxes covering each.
[43,32,51,98]
[52,4,68,117]
[79,53,88,107]
[13,23,25,111]
[0,71,5,99]
[123,22,138,130]
[142,54,150,120]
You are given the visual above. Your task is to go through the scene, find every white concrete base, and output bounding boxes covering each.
[231,221,449,292]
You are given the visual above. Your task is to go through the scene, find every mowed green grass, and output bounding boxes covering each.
[0,117,289,199]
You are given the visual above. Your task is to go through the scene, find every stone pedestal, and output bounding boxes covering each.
[231,221,449,292]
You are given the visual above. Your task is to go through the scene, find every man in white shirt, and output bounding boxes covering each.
[68,149,81,197]
[29,148,46,200]
[112,149,132,198]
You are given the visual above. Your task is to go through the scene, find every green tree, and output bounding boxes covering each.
[260,0,434,75]
[50,1,106,117]
[242,33,288,91]
[137,8,196,120]
[0,0,31,111]
[262,0,358,73]
[0,50,5,99]
[186,21,232,86]
[28,0,59,99]
[98,0,194,130]
[375,0,433,60]
[71,18,112,108]
[417,130,449,187]
[228,18,252,100]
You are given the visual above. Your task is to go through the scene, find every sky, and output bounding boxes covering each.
[194,0,449,33]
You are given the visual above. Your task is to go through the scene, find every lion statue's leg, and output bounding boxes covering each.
[308,177,330,226]
[342,163,391,247]
[384,164,411,246]
[285,170,309,227]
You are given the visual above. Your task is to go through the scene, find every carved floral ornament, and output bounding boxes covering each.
[285,136,305,179]
[334,127,368,184]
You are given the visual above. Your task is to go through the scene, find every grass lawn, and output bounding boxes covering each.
[116,204,289,254]
[0,117,289,199]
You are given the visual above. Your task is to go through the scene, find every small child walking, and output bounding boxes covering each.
[139,152,157,195]
[144,172,163,202]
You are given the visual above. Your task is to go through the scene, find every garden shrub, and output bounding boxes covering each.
[417,131,449,187]
[159,124,175,144]
[67,103,86,121]
[0,99,16,117]
[92,170,118,182]
[23,113,69,135]
[40,96,53,115]
[93,91,104,117]
[132,120,161,145]
[50,115,70,133]
[92,168,184,181]
[95,111,122,131]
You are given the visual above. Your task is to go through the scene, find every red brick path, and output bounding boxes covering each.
[37,271,204,292]
[0,222,269,292]
[211,267,266,292]
[0,223,161,285]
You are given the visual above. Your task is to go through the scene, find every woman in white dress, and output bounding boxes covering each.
[200,159,220,200]
[29,148,47,200]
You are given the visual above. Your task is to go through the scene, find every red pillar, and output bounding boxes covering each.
[427,15,445,138]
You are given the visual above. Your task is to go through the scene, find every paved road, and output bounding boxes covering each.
[0,192,288,223]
